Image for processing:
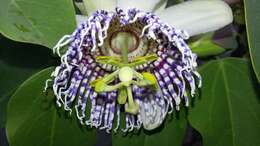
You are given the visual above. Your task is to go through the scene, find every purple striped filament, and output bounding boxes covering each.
[46,8,202,133]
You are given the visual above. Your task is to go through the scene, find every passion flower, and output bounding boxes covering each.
[47,7,203,133]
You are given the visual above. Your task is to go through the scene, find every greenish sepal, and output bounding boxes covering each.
[189,33,227,57]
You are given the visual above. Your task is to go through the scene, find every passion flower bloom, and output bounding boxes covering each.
[46,0,233,133]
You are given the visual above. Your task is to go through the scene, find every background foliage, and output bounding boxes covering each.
[0,0,259,146]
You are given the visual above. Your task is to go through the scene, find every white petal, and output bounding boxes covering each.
[117,0,167,12]
[76,15,88,25]
[158,0,233,36]
[82,0,116,15]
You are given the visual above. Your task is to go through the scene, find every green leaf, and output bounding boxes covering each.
[0,36,55,127]
[113,111,187,146]
[0,61,36,128]
[189,58,260,146]
[0,0,76,49]
[6,68,96,146]
[189,34,226,57]
[244,0,260,82]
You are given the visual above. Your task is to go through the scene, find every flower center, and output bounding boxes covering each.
[118,66,133,82]
[110,31,139,54]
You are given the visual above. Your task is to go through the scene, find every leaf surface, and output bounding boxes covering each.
[189,58,260,146]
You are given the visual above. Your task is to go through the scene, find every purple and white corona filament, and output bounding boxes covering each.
[47,8,202,133]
